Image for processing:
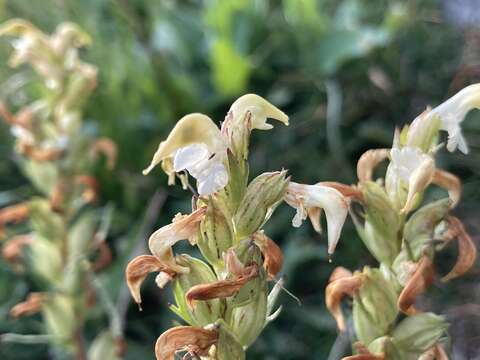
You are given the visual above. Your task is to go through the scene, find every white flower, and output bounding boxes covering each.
[143,113,228,196]
[173,143,228,196]
[390,146,435,213]
[285,182,349,254]
[430,83,480,154]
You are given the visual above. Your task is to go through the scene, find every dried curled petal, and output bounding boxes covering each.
[10,292,44,318]
[326,268,363,331]
[90,137,118,170]
[0,203,30,236]
[442,216,477,282]
[92,242,112,272]
[318,181,363,201]
[398,256,434,315]
[2,234,32,264]
[125,255,175,308]
[154,326,218,360]
[148,207,206,274]
[432,169,461,208]
[75,175,99,203]
[17,143,63,161]
[252,231,284,279]
[185,263,259,309]
[0,102,32,128]
[356,149,389,182]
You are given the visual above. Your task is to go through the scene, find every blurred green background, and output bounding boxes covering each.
[0,0,479,359]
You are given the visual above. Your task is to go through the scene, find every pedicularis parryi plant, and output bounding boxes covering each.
[0,20,118,358]
[325,85,479,360]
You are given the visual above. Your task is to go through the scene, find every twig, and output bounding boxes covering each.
[0,333,64,344]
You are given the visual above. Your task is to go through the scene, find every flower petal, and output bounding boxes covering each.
[326,267,363,331]
[143,113,225,175]
[286,182,349,254]
[356,149,389,182]
[148,207,206,274]
[229,94,289,130]
[185,263,259,309]
[430,83,480,154]
[154,326,218,360]
[441,216,477,282]
[252,231,284,279]
[10,292,44,318]
[431,169,461,208]
[397,256,434,315]
[125,255,175,308]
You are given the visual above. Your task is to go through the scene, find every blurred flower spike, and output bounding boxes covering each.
[325,83,479,359]
[0,19,118,357]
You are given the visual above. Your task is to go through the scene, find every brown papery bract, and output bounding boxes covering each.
[154,326,218,360]
[0,203,30,237]
[398,256,434,315]
[442,216,477,282]
[326,267,363,331]
[185,263,259,308]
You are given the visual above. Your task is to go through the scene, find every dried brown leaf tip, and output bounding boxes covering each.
[432,169,462,208]
[252,231,283,279]
[125,255,176,309]
[2,234,32,264]
[185,262,259,309]
[9,292,44,318]
[154,326,218,360]
[342,342,385,360]
[90,137,118,170]
[326,267,364,331]
[441,216,477,282]
[17,143,63,161]
[356,148,389,182]
[398,255,434,315]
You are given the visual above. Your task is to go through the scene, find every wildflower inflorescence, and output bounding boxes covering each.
[127,94,353,359]
[325,84,479,360]
[0,19,119,357]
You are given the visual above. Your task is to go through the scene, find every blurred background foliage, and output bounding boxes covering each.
[0,0,479,359]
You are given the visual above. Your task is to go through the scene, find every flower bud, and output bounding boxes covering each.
[214,319,246,360]
[391,313,448,356]
[353,268,398,345]
[235,171,289,238]
[403,198,450,261]
[227,280,268,348]
[357,181,401,264]
[197,195,235,267]
[170,255,222,327]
